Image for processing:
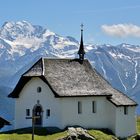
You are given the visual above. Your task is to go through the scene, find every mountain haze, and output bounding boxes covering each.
[0,21,139,129]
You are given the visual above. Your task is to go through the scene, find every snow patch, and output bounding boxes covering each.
[132,60,138,88]
[101,65,107,79]
[117,71,127,91]
[43,29,55,37]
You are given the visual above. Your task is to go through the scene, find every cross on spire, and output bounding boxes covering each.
[81,23,84,31]
[78,23,85,63]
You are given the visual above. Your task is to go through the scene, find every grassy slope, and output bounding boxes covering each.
[0,127,67,140]
[88,129,118,140]
[0,117,139,140]
[137,116,140,134]
[0,133,66,140]
[0,132,67,140]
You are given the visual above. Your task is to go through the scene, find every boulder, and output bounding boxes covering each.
[67,127,95,140]
[135,134,140,140]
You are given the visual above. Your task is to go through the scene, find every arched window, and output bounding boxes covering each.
[33,105,43,126]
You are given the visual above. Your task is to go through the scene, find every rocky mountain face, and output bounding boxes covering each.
[0,21,139,128]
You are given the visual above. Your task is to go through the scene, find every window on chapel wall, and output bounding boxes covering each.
[124,106,128,115]
[37,86,42,93]
[46,109,50,118]
[78,101,82,114]
[26,109,30,116]
[92,101,96,113]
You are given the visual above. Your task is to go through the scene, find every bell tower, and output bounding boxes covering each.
[78,24,85,63]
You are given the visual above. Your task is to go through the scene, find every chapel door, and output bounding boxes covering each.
[34,105,43,126]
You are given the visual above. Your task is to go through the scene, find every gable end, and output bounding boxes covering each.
[8,76,61,98]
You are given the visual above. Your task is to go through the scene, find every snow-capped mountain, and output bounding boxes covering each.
[0,21,79,85]
[0,21,139,129]
[87,44,140,103]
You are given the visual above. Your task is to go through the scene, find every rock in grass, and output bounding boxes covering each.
[67,127,95,140]
[135,134,140,140]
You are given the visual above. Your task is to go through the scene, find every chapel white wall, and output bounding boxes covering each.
[15,77,116,130]
[60,96,116,130]
[14,77,62,129]
[115,106,136,138]
[14,77,137,138]
[104,100,116,133]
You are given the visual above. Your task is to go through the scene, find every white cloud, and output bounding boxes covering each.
[101,24,140,37]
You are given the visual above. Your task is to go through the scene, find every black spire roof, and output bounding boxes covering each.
[78,24,85,62]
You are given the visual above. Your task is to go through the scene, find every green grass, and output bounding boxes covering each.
[0,116,139,140]
[0,127,67,140]
[88,129,118,140]
[0,131,67,140]
[0,132,67,140]
[137,116,140,134]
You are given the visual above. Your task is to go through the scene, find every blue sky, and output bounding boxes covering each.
[1,0,140,45]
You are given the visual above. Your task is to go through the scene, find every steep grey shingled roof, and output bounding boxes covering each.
[23,58,43,76]
[43,59,112,97]
[9,58,137,106]
[107,88,137,106]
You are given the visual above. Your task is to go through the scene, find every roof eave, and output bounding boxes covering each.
[0,117,11,125]
[8,76,32,98]
[55,94,112,98]
[107,98,138,107]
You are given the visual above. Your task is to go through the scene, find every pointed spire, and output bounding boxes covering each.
[78,24,85,62]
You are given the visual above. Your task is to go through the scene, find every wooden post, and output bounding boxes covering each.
[32,112,34,140]
[26,110,40,140]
